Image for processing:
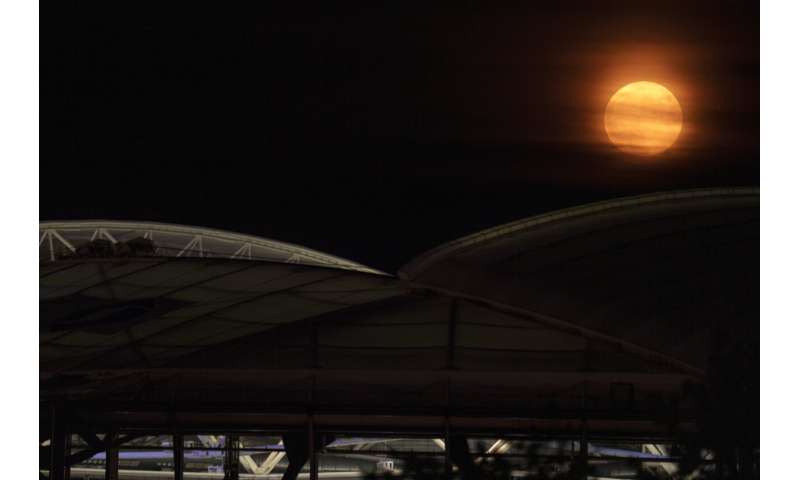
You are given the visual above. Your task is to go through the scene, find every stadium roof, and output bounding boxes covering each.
[41,261,405,374]
[401,187,759,371]
[39,188,758,433]
[40,220,383,274]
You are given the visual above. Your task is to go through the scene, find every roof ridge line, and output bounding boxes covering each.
[39,219,386,275]
[399,187,759,279]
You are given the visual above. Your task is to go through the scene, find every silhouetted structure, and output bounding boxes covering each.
[40,188,759,479]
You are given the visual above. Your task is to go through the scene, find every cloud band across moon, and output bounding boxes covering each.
[604,81,683,156]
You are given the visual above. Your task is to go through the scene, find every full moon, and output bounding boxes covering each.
[604,81,683,156]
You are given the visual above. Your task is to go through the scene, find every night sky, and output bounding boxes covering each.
[43,2,759,271]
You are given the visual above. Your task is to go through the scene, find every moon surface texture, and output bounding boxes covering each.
[604,81,683,156]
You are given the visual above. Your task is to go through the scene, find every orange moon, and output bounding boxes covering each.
[604,81,683,156]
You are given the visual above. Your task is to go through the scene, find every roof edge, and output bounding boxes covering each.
[39,219,386,275]
[399,187,759,279]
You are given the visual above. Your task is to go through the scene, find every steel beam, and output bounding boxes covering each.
[50,405,68,480]
[309,418,318,480]
[104,432,119,480]
[173,434,184,480]
[224,435,239,480]
[578,421,588,480]
[444,420,452,480]
[446,300,457,369]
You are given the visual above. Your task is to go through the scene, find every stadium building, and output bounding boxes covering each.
[40,188,759,479]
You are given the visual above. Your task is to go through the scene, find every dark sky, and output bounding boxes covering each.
[43,2,759,271]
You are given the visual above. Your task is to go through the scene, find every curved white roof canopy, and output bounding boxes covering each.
[39,220,382,274]
[41,195,743,425]
[401,187,759,279]
[400,187,759,371]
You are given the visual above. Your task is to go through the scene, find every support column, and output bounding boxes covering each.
[173,434,184,480]
[308,319,319,369]
[308,417,318,480]
[50,405,68,480]
[225,435,239,480]
[577,421,589,480]
[577,381,589,480]
[446,300,457,369]
[444,419,452,480]
[104,432,119,480]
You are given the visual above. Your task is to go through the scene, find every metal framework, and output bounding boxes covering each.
[39,221,383,274]
[43,419,690,480]
[39,190,759,479]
